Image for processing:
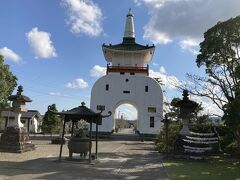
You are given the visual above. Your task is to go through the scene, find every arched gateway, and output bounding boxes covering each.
[91,9,163,134]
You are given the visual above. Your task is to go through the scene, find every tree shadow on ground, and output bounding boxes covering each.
[0,147,169,179]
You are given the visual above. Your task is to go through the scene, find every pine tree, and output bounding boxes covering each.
[41,104,61,134]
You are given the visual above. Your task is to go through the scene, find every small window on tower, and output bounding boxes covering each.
[106,84,109,91]
[120,72,125,75]
[130,72,135,75]
[123,91,130,94]
[145,86,148,92]
[97,105,105,111]
[150,117,154,128]
[148,107,156,113]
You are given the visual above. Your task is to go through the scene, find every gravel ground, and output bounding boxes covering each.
[0,139,169,180]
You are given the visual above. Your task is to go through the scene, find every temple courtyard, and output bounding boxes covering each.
[0,135,170,180]
[1,133,240,179]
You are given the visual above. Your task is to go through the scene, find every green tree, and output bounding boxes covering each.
[41,104,61,134]
[164,98,181,121]
[183,16,240,154]
[185,16,240,111]
[0,55,17,110]
[223,87,240,146]
[165,97,206,122]
[0,55,17,128]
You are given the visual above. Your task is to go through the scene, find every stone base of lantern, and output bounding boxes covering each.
[174,134,186,154]
[0,127,35,153]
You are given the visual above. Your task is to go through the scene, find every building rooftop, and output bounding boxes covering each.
[103,9,154,52]
[103,38,154,51]
[1,110,42,119]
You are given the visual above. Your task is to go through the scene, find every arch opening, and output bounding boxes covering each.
[113,100,138,134]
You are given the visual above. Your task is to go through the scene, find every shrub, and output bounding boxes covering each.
[156,142,166,153]
[215,126,234,151]
[190,124,212,133]
[225,141,240,157]
[155,121,181,153]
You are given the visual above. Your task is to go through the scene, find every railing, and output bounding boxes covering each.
[107,64,149,75]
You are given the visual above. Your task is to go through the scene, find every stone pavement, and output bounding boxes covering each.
[0,139,170,180]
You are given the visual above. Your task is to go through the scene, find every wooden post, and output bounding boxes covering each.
[95,118,99,159]
[166,120,169,159]
[59,119,66,161]
[89,120,92,163]
[4,118,8,128]
[71,121,74,137]
[27,118,30,133]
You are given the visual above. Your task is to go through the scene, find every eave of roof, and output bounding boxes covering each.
[102,38,154,51]
[1,110,42,119]
[8,95,32,102]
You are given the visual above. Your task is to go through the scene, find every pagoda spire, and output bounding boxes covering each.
[124,8,135,38]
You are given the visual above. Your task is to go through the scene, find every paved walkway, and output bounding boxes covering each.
[117,128,135,134]
[0,139,170,180]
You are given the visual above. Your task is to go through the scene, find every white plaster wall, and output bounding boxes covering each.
[103,48,154,66]
[29,117,38,133]
[111,52,144,67]
[90,73,163,134]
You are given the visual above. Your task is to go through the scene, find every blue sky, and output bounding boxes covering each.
[0,0,239,117]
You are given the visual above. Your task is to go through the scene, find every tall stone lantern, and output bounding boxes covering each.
[174,90,198,135]
[8,85,32,127]
[0,86,35,153]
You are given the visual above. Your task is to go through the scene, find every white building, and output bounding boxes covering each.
[91,9,163,134]
[1,110,42,133]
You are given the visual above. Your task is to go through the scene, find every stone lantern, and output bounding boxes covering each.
[8,85,32,127]
[0,85,35,153]
[174,90,198,135]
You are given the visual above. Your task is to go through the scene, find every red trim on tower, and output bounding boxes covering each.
[106,65,149,75]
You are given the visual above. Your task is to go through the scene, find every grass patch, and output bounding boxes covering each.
[163,156,240,180]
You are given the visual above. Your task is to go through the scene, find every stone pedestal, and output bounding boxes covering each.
[179,118,190,135]
[7,113,24,127]
[0,127,35,153]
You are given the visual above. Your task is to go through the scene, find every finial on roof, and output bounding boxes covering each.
[182,90,189,101]
[124,8,135,38]
[81,102,86,106]
[127,8,133,17]
[18,85,23,92]
[17,85,24,95]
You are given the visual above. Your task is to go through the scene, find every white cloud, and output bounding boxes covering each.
[191,95,223,116]
[149,67,182,89]
[159,66,166,74]
[61,0,103,37]
[143,26,172,44]
[0,47,21,63]
[134,0,142,6]
[179,38,200,55]
[66,78,88,89]
[90,65,106,77]
[49,92,68,97]
[26,27,57,59]
[138,0,240,52]
[152,62,158,66]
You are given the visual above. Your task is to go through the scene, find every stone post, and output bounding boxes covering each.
[179,118,190,135]
[14,113,24,127]
[0,86,35,153]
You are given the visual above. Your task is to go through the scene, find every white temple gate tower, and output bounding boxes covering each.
[91,9,163,134]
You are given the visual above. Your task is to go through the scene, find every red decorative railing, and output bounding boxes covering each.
[106,64,149,75]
